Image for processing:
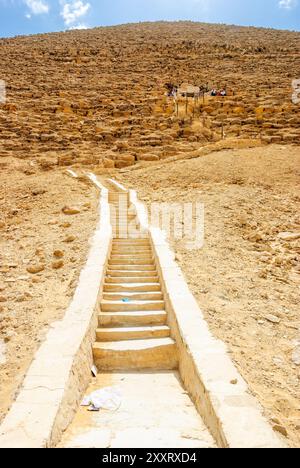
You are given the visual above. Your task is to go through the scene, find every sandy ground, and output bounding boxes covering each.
[117,144,300,447]
[0,159,98,422]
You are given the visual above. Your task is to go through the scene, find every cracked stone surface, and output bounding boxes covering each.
[58,371,216,448]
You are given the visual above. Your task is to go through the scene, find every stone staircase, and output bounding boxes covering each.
[92,188,178,371]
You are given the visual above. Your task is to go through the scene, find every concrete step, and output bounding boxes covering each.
[110,252,153,257]
[113,240,150,246]
[109,257,154,265]
[106,270,157,277]
[111,218,138,223]
[112,241,149,247]
[106,276,159,284]
[100,300,165,312]
[112,248,151,254]
[104,282,161,292]
[93,338,178,370]
[98,311,167,327]
[108,264,156,271]
[96,325,170,341]
[112,223,140,228]
[112,212,135,216]
[113,235,149,240]
[103,291,163,301]
[108,195,129,201]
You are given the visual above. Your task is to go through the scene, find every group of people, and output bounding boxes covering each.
[210,88,227,97]
[165,82,228,98]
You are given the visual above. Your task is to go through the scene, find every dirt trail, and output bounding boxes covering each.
[117,144,300,447]
[0,161,98,422]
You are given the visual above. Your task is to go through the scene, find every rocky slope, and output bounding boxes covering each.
[0,22,299,169]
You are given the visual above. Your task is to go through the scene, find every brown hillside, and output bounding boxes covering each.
[0,22,300,169]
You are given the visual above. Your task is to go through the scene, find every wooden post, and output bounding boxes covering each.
[221,120,225,140]
[185,95,188,116]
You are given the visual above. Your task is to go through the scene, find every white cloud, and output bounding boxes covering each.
[69,22,88,30]
[278,0,298,9]
[60,0,91,28]
[24,0,49,15]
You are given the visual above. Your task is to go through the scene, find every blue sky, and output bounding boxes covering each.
[0,0,299,38]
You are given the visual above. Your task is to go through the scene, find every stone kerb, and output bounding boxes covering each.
[129,187,286,449]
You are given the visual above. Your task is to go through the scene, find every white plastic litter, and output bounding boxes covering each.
[81,386,122,412]
[91,365,98,377]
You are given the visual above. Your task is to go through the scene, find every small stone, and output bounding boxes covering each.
[53,250,64,258]
[0,296,7,303]
[62,206,81,215]
[273,356,284,365]
[273,425,288,437]
[271,418,281,425]
[230,379,238,385]
[265,314,281,324]
[15,294,30,303]
[0,220,6,229]
[60,222,72,228]
[4,330,14,343]
[175,253,182,262]
[257,320,265,325]
[31,277,41,284]
[32,189,46,196]
[64,235,76,243]
[292,348,300,366]
[52,260,64,270]
[26,264,45,274]
[278,232,300,241]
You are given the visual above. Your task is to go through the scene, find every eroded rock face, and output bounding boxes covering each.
[0,22,299,169]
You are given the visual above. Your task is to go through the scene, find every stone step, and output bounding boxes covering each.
[100,300,165,312]
[113,239,150,246]
[113,235,149,240]
[106,276,159,283]
[111,222,139,226]
[109,257,154,265]
[108,195,129,202]
[111,251,152,257]
[96,325,170,341]
[112,215,137,220]
[108,264,156,271]
[98,310,167,327]
[93,338,178,370]
[106,270,157,277]
[103,291,163,301]
[112,248,151,254]
[104,282,161,292]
